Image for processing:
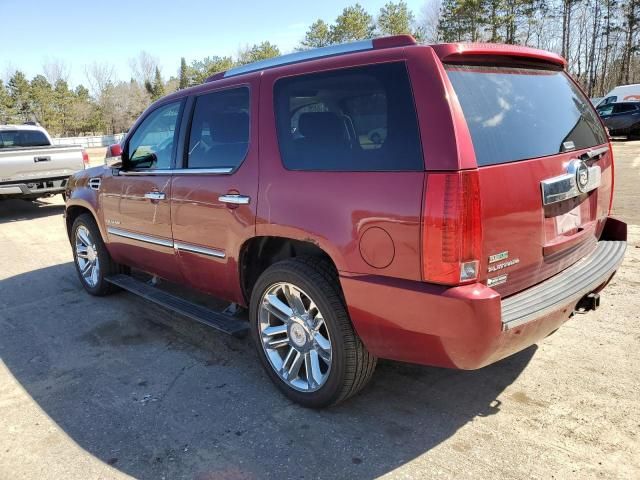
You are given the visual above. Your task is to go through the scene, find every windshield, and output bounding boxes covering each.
[0,130,50,148]
[446,66,608,166]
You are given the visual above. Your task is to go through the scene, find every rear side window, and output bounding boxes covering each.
[187,87,250,169]
[613,103,637,113]
[0,130,49,148]
[446,66,608,166]
[274,62,423,171]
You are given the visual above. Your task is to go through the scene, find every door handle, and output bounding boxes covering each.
[219,194,250,205]
[144,191,166,201]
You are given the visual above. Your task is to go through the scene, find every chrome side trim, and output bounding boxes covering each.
[541,165,601,205]
[223,40,374,78]
[174,241,225,258]
[107,227,173,248]
[119,168,233,176]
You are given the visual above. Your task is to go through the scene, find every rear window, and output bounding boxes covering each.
[446,66,608,166]
[0,130,50,148]
[274,62,423,171]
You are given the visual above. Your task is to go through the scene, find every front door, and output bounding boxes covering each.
[170,84,259,304]
[102,100,184,283]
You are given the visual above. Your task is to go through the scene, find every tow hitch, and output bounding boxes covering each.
[576,293,600,313]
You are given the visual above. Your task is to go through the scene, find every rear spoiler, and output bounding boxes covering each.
[430,43,567,69]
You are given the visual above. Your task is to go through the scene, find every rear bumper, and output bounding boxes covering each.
[341,217,627,370]
[0,177,69,197]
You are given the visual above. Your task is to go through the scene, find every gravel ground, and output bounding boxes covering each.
[0,141,638,480]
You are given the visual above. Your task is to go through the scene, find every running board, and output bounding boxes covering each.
[105,274,249,338]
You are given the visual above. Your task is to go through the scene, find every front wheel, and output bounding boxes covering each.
[250,257,376,408]
[71,213,123,296]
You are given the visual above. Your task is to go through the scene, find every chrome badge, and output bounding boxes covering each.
[488,251,509,263]
[487,274,508,287]
[570,159,590,193]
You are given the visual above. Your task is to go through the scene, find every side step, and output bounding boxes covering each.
[105,274,249,338]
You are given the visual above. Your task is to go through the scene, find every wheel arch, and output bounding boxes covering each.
[239,236,342,305]
[65,200,105,244]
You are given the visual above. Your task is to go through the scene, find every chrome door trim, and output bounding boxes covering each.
[219,194,251,205]
[541,164,601,206]
[174,241,226,258]
[119,168,233,176]
[107,227,174,248]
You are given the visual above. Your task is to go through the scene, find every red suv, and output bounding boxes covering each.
[65,36,627,408]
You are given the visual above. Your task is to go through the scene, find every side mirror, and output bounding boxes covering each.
[105,143,123,167]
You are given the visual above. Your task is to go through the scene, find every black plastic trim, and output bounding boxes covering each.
[105,274,248,338]
[501,240,626,330]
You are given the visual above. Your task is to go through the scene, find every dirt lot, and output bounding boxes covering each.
[0,141,639,480]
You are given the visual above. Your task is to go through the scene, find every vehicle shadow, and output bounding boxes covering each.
[0,198,65,224]
[0,263,536,480]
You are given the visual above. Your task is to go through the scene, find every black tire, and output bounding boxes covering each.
[250,257,377,408]
[71,213,123,296]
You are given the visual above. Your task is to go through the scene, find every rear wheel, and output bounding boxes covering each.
[71,213,123,296]
[250,257,376,408]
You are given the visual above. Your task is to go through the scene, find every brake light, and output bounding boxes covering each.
[422,170,482,285]
[82,150,90,168]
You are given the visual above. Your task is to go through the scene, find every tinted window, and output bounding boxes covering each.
[274,62,423,171]
[0,130,49,148]
[597,104,614,116]
[613,103,637,113]
[447,66,608,166]
[127,101,181,170]
[187,87,249,169]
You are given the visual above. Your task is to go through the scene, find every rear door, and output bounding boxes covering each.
[170,83,259,304]
[445,65,611,296]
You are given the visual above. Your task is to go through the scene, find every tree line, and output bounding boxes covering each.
[1,1,638,137]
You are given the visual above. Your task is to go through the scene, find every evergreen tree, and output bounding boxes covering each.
[331,4,375,42]
[300,20,333,49]
[145,67,165,101]
[237,41,281,65]
[7,71,31,122]
[179,57,189,89]
[377,1,416,36]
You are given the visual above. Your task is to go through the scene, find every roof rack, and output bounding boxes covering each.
[207,35,416,81]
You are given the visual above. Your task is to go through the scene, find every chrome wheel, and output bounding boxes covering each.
[258,282,332,392]
[75,225,100,288]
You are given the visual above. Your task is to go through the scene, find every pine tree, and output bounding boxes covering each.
[331,4,375,43]
[300,20,333,49]
[179,57,189,89]
[377,1,415,36]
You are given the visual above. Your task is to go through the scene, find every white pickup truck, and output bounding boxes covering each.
[0,124,88,200]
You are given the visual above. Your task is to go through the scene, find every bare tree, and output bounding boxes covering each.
[129,51,159,84]
[84,62,116,99]
[42,58,70,84]
[420,0,442,43]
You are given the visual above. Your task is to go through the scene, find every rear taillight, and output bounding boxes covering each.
[422,170,482,285]
[82,150,90,168]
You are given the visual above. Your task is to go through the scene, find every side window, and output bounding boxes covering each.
[597,105,614,116]
[187,87,250,169]
[613,103,635,114]
[127,101,181,170]
[274,62,423,171]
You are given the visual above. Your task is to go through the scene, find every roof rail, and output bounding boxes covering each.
[207,35,416,81]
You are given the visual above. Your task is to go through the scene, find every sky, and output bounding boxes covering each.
[0,0,427,88]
